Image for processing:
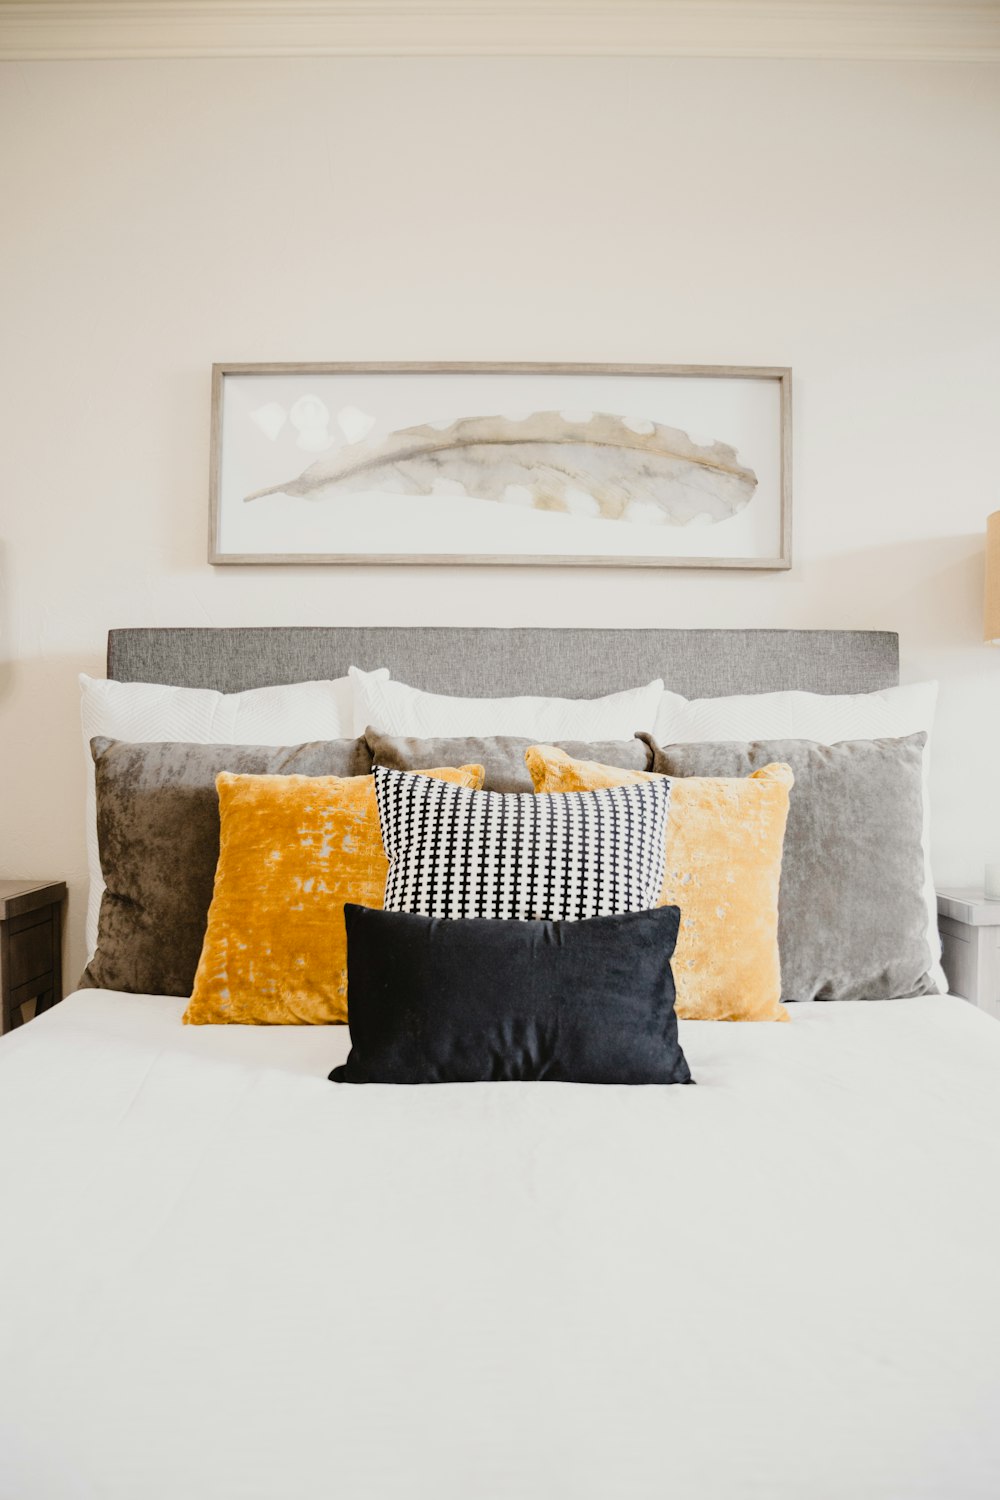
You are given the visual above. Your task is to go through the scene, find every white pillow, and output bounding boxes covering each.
[654,680,938,746]
[349,666,664,740]
[654,679,944,992]
[79,671,385,958]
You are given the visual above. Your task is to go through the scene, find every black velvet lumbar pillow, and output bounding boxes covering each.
[330,903,691,1086]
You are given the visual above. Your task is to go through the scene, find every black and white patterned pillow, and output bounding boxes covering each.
[373,765,670,921]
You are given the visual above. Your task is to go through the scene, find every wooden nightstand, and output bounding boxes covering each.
[0,880,67,1034]
[937,889,1000,1021]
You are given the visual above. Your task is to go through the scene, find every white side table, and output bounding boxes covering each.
[937,889,1000,1020]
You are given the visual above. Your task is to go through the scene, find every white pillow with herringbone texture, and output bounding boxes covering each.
[351,666,663,741]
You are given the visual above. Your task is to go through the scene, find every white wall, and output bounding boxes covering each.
[1,56,999,981]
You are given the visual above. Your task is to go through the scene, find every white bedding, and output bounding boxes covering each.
[1,991,999,1500]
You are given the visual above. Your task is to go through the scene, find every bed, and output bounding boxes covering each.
[1,626,998,1500]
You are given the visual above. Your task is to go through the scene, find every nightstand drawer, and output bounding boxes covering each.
[937,888,1000,1021]
[0,880,66,1034]
[6,912,55,991]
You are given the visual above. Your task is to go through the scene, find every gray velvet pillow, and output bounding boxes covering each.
[365,728,651,792]
[81,737,372,997]
[640,731,934,1002]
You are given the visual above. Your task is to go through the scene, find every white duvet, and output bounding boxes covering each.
[1,991,999,1500]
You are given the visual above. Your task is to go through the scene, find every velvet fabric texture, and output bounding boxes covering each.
[525,744,793,1023]
[184,763,484,1026]
[641,732,934,1002]
[81,736,372,997]
[331,903,691,1085]
[365,728,651,792]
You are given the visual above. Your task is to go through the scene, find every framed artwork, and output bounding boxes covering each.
[209,362,791,568]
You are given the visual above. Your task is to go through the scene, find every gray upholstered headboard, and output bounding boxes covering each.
[106,627,899,698]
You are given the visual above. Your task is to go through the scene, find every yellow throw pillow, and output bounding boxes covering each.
[525,745,793,1023]
[184,765,484,1026]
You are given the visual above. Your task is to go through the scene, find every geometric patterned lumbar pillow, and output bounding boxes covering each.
[373,765,671,921]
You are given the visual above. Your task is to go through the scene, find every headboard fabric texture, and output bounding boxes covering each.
[107,627,899,698]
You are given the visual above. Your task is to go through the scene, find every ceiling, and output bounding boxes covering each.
[1,0,999,61]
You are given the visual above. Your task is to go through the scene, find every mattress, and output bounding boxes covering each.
[1,991,999,1500]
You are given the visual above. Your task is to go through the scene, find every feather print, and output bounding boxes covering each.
[244,411,757,526]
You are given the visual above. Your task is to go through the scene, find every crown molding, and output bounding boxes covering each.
[2,1,999,62]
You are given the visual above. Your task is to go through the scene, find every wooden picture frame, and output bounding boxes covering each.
[209,362,792,569]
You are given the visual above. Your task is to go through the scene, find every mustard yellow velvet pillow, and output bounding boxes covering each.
[184,764,484,1026]
[525,745,793,1023]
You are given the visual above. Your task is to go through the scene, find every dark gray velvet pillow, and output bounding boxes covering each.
[81,737,371,997]
[640,731,934,1003]
[365,728,651,793]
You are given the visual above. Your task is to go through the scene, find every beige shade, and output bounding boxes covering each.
[987,512,1000,643]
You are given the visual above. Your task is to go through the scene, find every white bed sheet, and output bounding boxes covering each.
[1,991,999,1500]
